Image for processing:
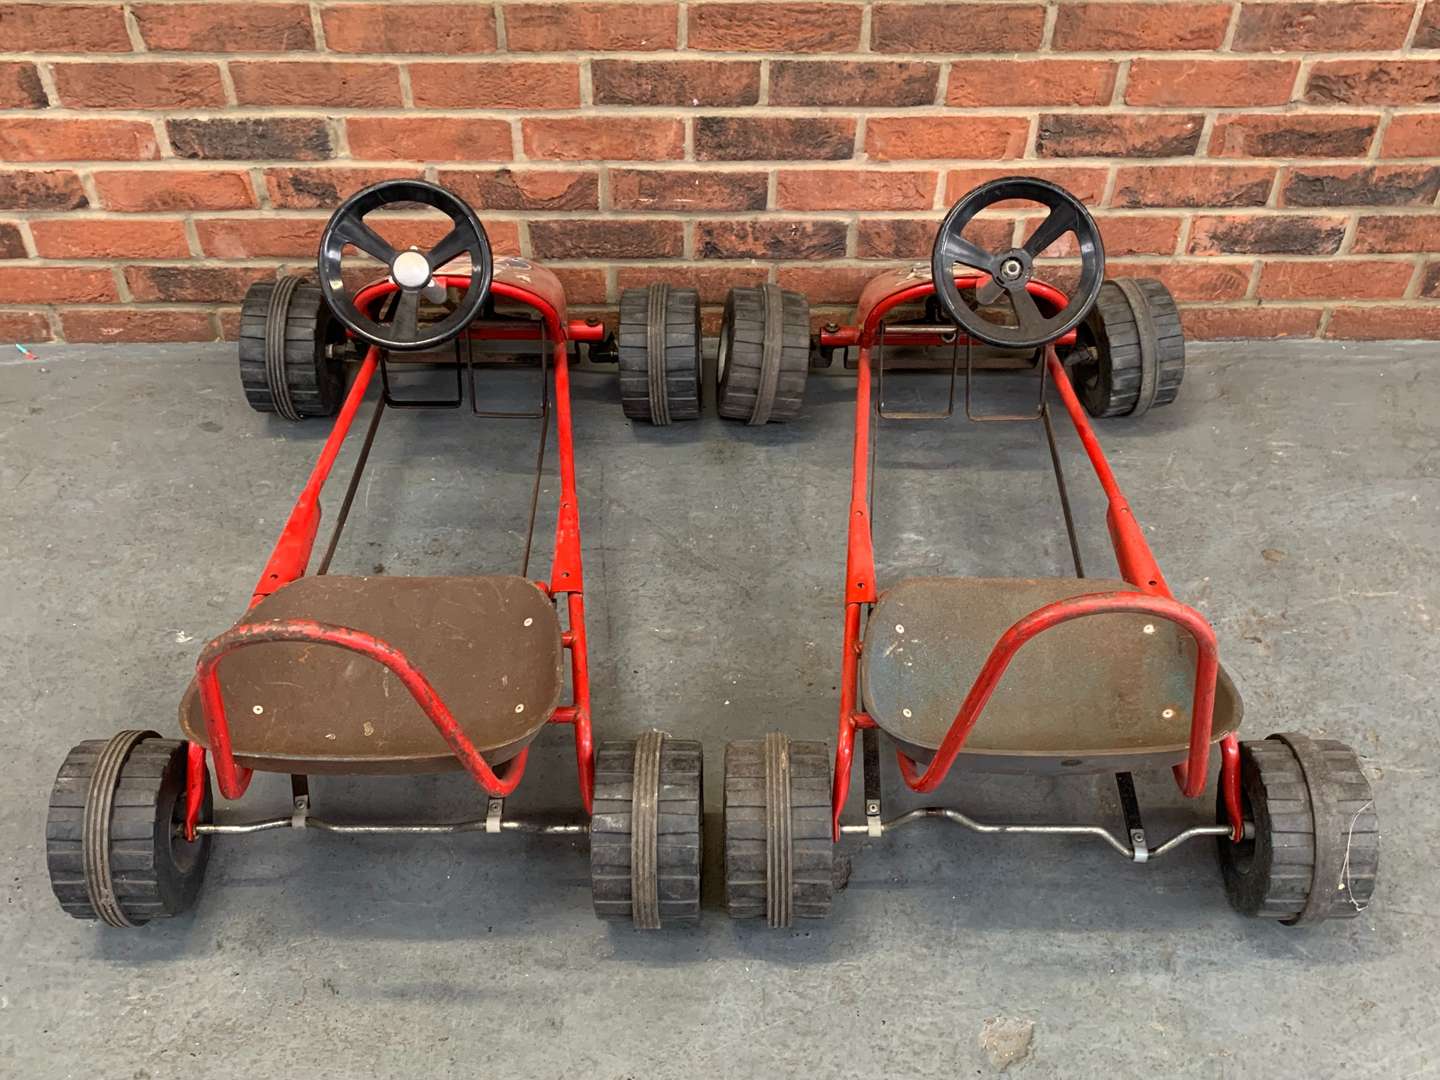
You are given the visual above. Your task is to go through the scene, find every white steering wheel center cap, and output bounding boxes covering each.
[392,250,431,289]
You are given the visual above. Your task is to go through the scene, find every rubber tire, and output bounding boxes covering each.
[715,285,810,424]
[238,277,347,419]
[1070,277,1184,418]
[590,736,703,926]
[722,737,833,922]
[46,737,213,925]
[1218,735,1378,924]
[617,285,701,423]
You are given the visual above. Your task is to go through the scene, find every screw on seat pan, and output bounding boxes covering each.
[860,577,1243,773]
[179,575,563,774]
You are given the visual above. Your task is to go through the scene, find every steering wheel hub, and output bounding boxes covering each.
[391,249,432,289]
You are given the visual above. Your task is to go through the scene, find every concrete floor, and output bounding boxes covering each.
[0,340,1435,1078]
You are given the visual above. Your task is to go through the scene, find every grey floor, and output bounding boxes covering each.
[0,340,1435,1078]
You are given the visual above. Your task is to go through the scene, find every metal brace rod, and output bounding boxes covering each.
[838,807,1236,862]
[193,813,586,836]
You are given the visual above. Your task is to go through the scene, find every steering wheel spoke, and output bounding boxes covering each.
[427,224,474,273]
[1021,202,1078,258]
[333,215,399,265]
[1007,283,1048,338]
[392,288,420,345]
[942,232,1000,275]
[975,276,1005,307]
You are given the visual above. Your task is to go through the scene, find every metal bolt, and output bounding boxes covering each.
[1143,624,1156,635]
[515,703,525,713]
[252,705,264,715]
[523,617,534,627]
[1162,707,1176,719]
[895,623,905,634]
[1000,257,1023,280]
[823,322,840,333]
[902,707,913,718]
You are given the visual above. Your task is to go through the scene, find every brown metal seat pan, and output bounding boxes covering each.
[861,577,1242,775]
[180,575,563,775]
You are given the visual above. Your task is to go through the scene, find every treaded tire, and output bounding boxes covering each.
[716,285,810,424]
[46,735,212,926]
[723,736,833,924]
[590,734,703,927]
[1218,735,1378,924]
[238,276,347,419]
[1069,277,1184,418]
[617,285,701,424]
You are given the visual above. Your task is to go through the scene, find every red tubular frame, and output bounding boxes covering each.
[830,276,1244,842]
[184,271,594,838]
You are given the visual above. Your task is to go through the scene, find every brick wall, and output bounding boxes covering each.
[2,1,1440,346]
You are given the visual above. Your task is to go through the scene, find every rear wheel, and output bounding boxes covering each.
[617,284,701,424]
[238,276,347,420]
[590,732,703,927]
[715,285,810,424]
[1068,277,1184,418]
[723,734,833,925]
[1218,734,1378,924]
[46,732,212,927]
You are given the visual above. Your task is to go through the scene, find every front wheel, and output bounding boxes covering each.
[1068,277,1184,419]
[46,732,212,927]
[1217,734,1378,924]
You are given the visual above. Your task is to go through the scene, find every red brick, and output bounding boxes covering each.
[696,220,847,259]
[945,167,1109,206]
[1420,1,1440,47]
[1053,3,1231,49]
[1382,115,1440,159]
[0,170,87,210]
[126,266,273,303]
[873,3,1044,51]
[94,170,256,212]
[133,3,314,50]
[169,119,333,162]
[1307,62,1440,106]
[0,119,158,162]
[435,169,599,211]
[866,117,1028,161]
[196,218,329,258]
[617,264,768,303]
[0,266,117,303]
[1352,214,1440,254]
[409,62,580,108]
[1112,166,1275,209]
[1184,306,1321,340]
[52,62,225,109]
[1126,61,1299,108]
[1106,261,1254,302]
[690,3,861,51]
[1258,260,1414,300]
[506,3,676,50]
[1036,114,1203,158]
[770,61,938,108]
[0,62,45,108]
[546,268,608,305]
[1210,114,1379,158]
[946,60,1116,107]
[776,170,937,211]
[1282,165,1440,208]
[0,3,130,51]
[346,118,512,161]
[1233,3,1414,52]
[265,166,424,208]
[695,116,855,161]
[1085,215,1183,257]
[522,118,684,162]
[0,222,25,259]
[592,61,759,106]
[322,4,497,52]
[859,217,990,259]
[484,221,521,255]
[529,220,683,260]
[231,61,401,108]
[0,309,53,342]
[775,265,884,304]
[611,169,767,211]
[61,307,216,343]
[30,218,190,259]
[1188,215,1348,255]
[1325,306,1440,340]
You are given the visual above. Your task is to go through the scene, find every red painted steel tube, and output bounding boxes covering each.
[250,345,382,606]
[895,591,1220,796]
[195,619,530,801]
[1219,733,1244,841]
[183,740,207,841]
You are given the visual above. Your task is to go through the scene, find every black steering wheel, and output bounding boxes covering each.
[318,179,492,351]
[930,177,1105,350]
